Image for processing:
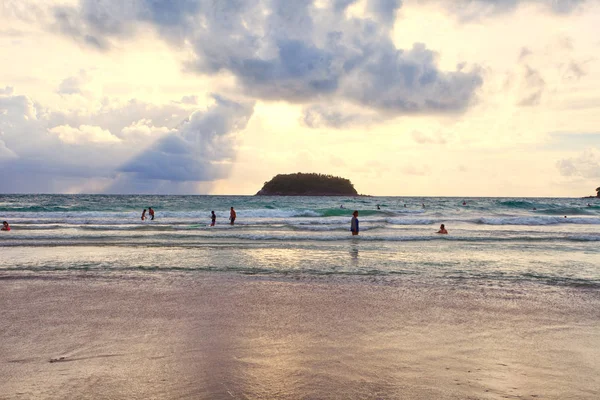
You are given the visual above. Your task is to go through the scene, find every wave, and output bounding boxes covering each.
[3,233,599,245]
[476,216,600,225]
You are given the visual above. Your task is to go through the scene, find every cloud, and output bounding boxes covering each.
[401,164,431,176]
[119,119,172,143]
[422,0,589,21]
[411,130,447,144]
[57,70,91,95]
[52,0,483,121]
[180,95,199,105]
[50,124,121,144]
[518,47,532,62]
[110,95,255,192]
[0,139,18,161]
[302,104,380,128]
[557,147,600,179]
[518,65,545,106]
[0,90,255,193]
[0,86,14,95]
[563,61,588,80]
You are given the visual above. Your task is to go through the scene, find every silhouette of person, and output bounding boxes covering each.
[211,211,216,226]
[141,209,147,221]
[148,207,155,220]
[230,207,236,225]
[437,224,448,234]
[351,211,359,236]
[1,221,10,231]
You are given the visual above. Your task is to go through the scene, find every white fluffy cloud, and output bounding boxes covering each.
[557,147,600,179]
[50,124,121,144]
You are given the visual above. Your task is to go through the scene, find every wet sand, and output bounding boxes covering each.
[1,273,599,399]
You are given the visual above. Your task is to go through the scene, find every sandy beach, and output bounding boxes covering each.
[1,272,599,400]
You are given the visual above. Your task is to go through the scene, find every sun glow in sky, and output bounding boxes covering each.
[1,0,599,196]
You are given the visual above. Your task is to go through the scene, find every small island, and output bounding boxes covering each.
[256,173,359,196]
[582,187,600,199]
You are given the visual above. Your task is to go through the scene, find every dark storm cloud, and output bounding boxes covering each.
[52,0,483,118]
[0,90,254,193]
[302,105,367,128]
[114,96,254,188]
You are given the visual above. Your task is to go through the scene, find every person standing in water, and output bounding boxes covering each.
[437,224,448,234]
[229,207,236,225]
[350,210,359,236]
[141,209,147,221]
[1,221,10,231]
[148,207,155,220]
[210,211,216,227]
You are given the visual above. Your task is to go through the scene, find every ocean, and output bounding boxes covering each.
[2,194,600,399]
[1,194,599,288]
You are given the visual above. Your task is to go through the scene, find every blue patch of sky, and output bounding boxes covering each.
[543,132,600,151]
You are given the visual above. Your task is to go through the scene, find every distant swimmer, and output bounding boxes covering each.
[350,211,359,236]
[404,204,407,208]
[340,205,345,209]
[229,207,236,225]
[141,209,147,221]
[1,221,10,231]
[422,203,425,208]
[210,211,216,227]
[148,207,155,220]
[588,203,592,207]
[533,207,537,211]
[377,204,381,210]
[437,224,448,234]
[462,201,466,206]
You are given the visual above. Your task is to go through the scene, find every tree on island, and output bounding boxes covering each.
[256,173,358,196]
[597,187,600,198]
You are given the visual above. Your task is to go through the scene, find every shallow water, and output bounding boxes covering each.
[1,195,599,288]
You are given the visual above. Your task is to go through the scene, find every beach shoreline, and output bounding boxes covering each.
[1,272,598,399]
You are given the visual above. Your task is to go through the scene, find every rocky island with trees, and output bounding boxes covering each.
[256,173,359,196]
[582,187,600,199]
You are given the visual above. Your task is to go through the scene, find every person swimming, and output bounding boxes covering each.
[350,211,359,236]
[1,221,10,231]
[210,211,216,226]
[437,224,448,234]
[462,201,466,206]
[377,205,380,210]
[141,209,147,221]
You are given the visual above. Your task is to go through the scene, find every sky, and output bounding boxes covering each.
[1,0,600,196]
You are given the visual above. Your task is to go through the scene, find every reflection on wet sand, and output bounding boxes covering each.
[1,275,599,399]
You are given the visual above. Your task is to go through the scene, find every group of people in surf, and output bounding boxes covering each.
[210,207,236,226]
[141,207,155,221]
[139,207,237,226]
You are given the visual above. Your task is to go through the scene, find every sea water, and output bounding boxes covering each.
[0,195,599,288]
